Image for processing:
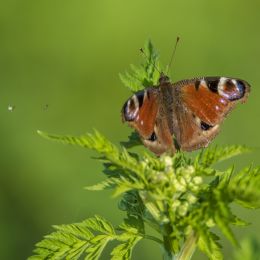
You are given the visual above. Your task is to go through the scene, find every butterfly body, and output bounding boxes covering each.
[122,75,250,155]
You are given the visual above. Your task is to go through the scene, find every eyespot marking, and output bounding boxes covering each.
[200,121,213,131]
[218,78,246,101]
[122,95,139,121]
[135,91,144,108]
[235,80,246,99]
[128,98,135,110]
[148,132,157,141]
[207,79,219,93]
[225,79,235,89]
[195,80,200,90]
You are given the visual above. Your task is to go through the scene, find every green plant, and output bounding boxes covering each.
[29,41,260,260]
[233,237,260,260]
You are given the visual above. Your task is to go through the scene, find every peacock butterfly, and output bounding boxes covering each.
[122,74,250,155]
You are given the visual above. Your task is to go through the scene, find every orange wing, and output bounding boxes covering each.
[174,77,250,151]
[122,87,175,155]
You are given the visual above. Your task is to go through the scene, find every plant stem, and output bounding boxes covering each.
[163,238,174,260]
[162,223,175,260]
[162,231,198,260]
[176,231,198,260]
[163,249,174,260]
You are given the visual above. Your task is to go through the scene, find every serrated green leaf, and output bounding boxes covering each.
[118,191,145,224]
[215,214,238,246]
[85,178,116,191]
[112,177,145,197]
[194,164,217,176]
[54,223,93,241]
[85,235,113,260]
[30,231,88,259]
[218,167,234,188]
[28,216,118,260]
[111,236,142,260]
[196,145,251,167]
[37,129,118,155]
[84,215,115,235]
[197,230,223,260]
[230,214,250,226]
[228,166,260,208]
[123,215,145,235]
[119,40,161,92]
[38,130,148,181]
[118,223,139,235]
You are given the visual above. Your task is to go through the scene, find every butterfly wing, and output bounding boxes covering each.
[173,77,250,151]
[142,110,174,155]
[173,102,221,151]
[122,87,174,155]
[122,88,158,138]
[122,76,250,155]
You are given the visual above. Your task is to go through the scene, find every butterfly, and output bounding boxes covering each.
[122,74,250,155]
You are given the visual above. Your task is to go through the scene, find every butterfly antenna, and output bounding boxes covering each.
[166,36,180,75]
[139,48,161,74]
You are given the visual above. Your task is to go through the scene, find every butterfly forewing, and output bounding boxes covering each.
[122,88,159,139]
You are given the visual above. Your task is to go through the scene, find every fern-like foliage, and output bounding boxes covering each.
[119,39,161,92]
[28,215,142,260]
[30,41,259,260]
[31,130,260,260]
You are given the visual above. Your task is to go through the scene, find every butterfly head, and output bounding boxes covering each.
[159,73,170,85]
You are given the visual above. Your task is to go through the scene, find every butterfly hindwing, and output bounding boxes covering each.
[142,113,174,155]
[174,102,220,151]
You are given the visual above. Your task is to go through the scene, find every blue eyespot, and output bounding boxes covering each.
[236,80,246,98]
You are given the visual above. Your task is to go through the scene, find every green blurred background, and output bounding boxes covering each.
[1,0,260,259]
